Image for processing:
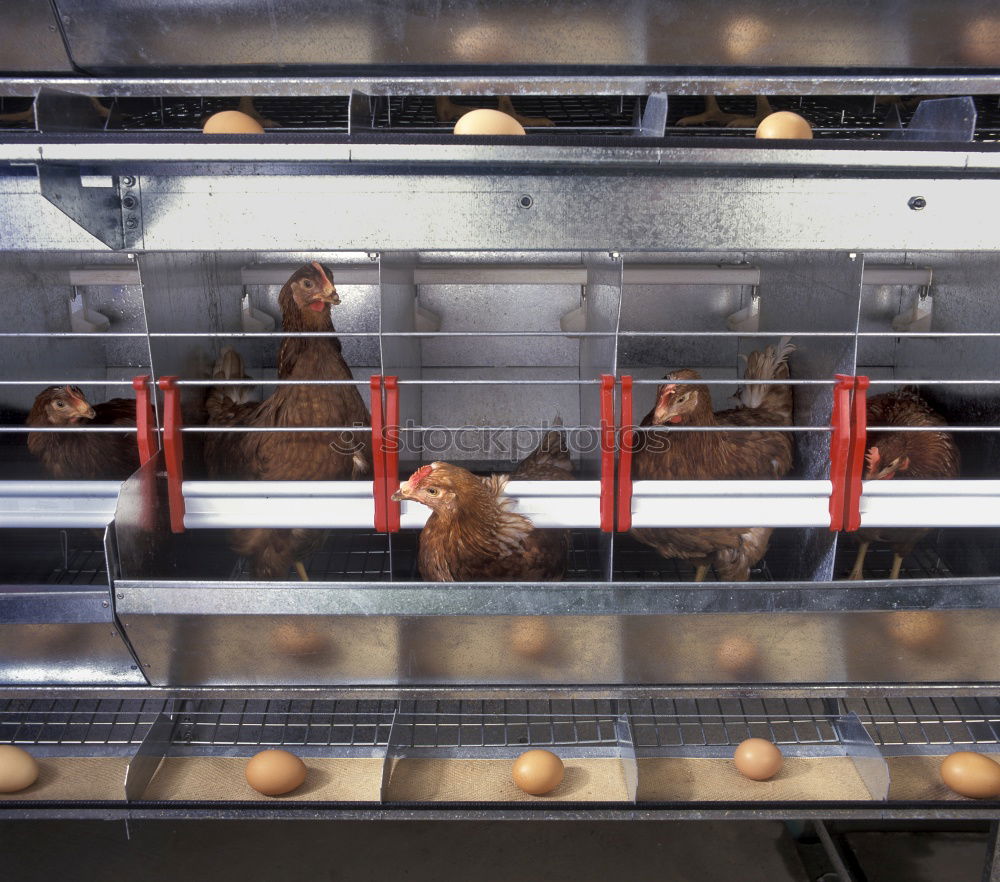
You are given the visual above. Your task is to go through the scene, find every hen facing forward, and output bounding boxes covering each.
[630,339,796,581]
[392,429,573,581]
[204,262,372,580]
[27,385,139,480]
[848,388,960,580]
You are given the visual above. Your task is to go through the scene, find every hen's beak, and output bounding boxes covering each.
[653,385,682,425]
[391,482,411,502]
[70,399,95,421]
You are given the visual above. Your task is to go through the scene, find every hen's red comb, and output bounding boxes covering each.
[408,464,435,487]
[865,446,880,475]
[310,261,333,290]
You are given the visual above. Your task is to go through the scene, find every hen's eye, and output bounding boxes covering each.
[425,487,439,496]
[679,393,690,402]
[55,401,65,408]
[303,279,314,289]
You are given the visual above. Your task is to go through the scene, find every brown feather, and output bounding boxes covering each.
[630,341,795,581]
[203,263,372,579]
[854,389,960,559]
[401,430,574,582]
[26,386,139,480]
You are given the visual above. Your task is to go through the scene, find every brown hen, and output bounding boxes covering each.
[204,262,372,580]
[848,388,960,580]
[392,429,573,581]
[27,385,138,480]
[630,338,795,581]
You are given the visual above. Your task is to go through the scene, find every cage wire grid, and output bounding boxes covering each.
[4,93,1000,139]
[2,697,997,755]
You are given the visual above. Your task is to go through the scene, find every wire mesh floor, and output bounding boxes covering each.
[832,535,955,581]
[0,530,109,586]
[6,93,1000,140]
[222,528,967,583]
[3,696,997,756]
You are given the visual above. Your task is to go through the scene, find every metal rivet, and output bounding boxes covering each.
[125,217,138,229]
[908,196,927,210]
[518,194,533,209]
[121,176,136,188]
[102,600,109,607]
[121,195,137,210]
[117,593,123,599]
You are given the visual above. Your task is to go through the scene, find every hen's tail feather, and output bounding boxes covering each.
[734,336,795,424]
[206,347,255,424]
[512,423,573,481]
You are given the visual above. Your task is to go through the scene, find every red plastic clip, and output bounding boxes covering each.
[617,375,635,532]
[599,375,616,532]
[370,376,387,533]
[156,376,185,533]
[828,374,855,531]
[131,375,158,466]
[843,375,870,532]
[383,376,400,533]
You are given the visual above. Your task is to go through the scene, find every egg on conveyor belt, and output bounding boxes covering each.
[202,110,266,134]
[939,751,1000,799]
[512,749,565,795]
[0,744,39,793]
[245,749,308,796]
[733,738,784,781]
[454,108,526,136]
[755,111,813,140]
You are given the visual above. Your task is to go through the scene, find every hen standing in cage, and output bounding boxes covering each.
[204,262,372,580]
[630,339,796,581]
[26,385,139,480]
[848,388,960,580]
[392,428,573,581]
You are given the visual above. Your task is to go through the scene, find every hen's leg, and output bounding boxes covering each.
[848,541,870,581]
[694,564,710,582]
[724,95,774,128]
[677,95,743,127]
[294,561,310,582]
[889,553,904,580]
[497,95,554,127]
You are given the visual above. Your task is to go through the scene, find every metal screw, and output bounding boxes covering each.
[125,217,138,230]
[518,194,533,209]
[102,600,109,607]
[121,176,136,188]
[117,593,124,599]
[121,194,137,210]
[908,196,927,210]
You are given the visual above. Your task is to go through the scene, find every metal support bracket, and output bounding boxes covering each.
[37,165,127,250]
[348,89,373,136]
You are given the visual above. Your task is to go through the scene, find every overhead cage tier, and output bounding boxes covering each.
[0,252,995,686]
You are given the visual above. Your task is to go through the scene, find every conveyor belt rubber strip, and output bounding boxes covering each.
[132,374,159,466]
[371,375,400,533]
[157,375,185,534]
[600,375,616,532]
[617,375,635,532]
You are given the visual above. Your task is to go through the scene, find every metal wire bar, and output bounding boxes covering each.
[0,427,138,433]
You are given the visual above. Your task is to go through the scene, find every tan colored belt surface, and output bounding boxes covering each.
[383,757,629,802]
[637,756,871,801]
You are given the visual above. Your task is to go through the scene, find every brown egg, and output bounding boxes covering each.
[512,749,564,795]
[454,108,526,136]
[245,749,307,796]
[885,611,944,651]
[755,111,813,140]
[733,738,784,781]
[272,623,332,660]
[940,751,1000,799]
[0,745,39,793]
[715,635,759,675]
[202,110,266,134]
[508,617,553,659]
